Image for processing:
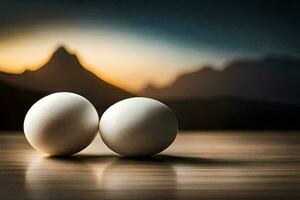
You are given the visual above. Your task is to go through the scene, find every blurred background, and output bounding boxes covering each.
[0,0,299,130]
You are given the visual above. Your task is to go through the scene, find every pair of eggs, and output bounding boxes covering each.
[24,92,178,157]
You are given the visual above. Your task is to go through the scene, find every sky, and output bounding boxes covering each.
[0,0,299,91]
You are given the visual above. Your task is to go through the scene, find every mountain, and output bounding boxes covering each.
[141,55,300,105]
[1,49,300,130]
[0,46,132,106]
[0,46,133,130]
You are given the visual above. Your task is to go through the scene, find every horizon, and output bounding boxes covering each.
[0,38,230,92]
[0,44,299,93]
[0,0,299,92]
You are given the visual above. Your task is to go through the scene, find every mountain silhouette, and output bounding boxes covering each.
[1,49,300,130]
[0,46,132,106]
[0,46,133,130]
[141,55,300,105]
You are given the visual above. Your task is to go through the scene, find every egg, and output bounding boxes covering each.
[99,97,178,157]
[23,92,99,156]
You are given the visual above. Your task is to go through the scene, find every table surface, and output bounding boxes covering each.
[1,131,300,200]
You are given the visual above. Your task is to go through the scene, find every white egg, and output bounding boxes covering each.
[23,92,99,156]
[99,97,178,157]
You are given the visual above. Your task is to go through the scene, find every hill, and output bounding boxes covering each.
[141,55,300,105]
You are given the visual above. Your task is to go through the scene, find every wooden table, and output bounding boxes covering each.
[1,131,300,200]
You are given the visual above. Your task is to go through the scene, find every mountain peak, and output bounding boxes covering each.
[0,44,132,105]
[52,45,74,58]
[46,45,82,70]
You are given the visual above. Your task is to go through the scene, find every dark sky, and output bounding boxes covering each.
[1,0,299,55]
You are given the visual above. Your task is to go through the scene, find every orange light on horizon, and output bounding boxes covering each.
[0,24,226,92]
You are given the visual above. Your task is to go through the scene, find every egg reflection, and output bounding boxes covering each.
[26,155,178,200]
[99,158,178,200]
[26,156,98,200]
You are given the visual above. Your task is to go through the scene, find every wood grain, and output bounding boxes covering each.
[1,131,300,200]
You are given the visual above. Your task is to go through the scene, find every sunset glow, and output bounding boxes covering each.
[0,23,228,91]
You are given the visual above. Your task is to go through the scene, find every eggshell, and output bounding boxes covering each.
[23,92,99,156]
[99,97,178,157]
